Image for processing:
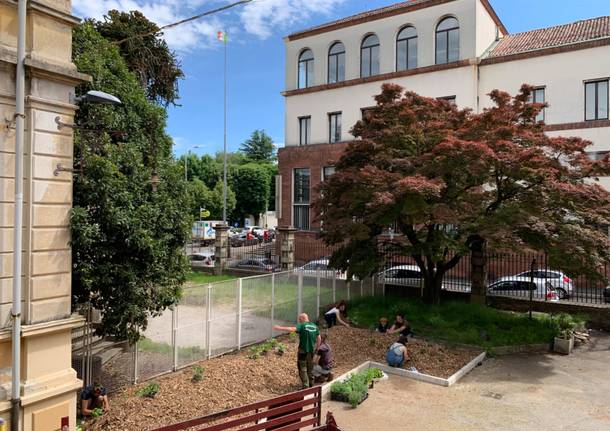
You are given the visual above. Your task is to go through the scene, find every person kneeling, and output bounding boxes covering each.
[81,383,110,417]
[386,335,408,368]
[313,334,334,383]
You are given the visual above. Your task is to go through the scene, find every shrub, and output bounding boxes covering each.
[192,365,205,382]
[136,381,160,398]
[330,368,383,408]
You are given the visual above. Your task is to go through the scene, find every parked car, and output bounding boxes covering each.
[604,285,610,303]
[230,233,260,247]
[487,279,559,301]
[231,258,279,272]
[378,265,426,288]
[495,269,573,299]
[298,258,346,279]
[189,252,215,267]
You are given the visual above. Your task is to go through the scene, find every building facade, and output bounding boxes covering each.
[278,0,610,231]
[1,0,87,429]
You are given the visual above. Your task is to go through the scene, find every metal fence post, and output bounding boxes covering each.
[347,281,351,301]
[237,278,243,349]
[360,280,364,297]
[271,273,275,338]
[206,283,212,359]
[172,306,178,371]
[316,269,321,318]
[372,275,376,297]
[133,340,139,384]
[298,271,303,314]
[332,272,336,303]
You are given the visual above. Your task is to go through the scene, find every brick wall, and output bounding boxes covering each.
[277,142,349,229]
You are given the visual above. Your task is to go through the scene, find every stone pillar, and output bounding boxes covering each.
[214,224,231,275]
[0,1,89,429]
[278,227,297,271]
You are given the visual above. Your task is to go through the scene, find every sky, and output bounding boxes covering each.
[71,0,610,157]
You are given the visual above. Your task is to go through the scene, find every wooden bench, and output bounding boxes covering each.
[152,386,343,431]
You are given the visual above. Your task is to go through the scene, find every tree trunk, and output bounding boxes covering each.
[470,237,487,304]
[423,272,444,305]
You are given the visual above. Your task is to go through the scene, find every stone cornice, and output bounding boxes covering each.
[0,0,80,26]
[0,315,85,342]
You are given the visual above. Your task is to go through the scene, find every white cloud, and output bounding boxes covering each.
[239,0,347,39]
[72,0,347,51]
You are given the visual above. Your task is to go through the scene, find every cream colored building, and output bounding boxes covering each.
[278,0,610,230]
[1,0,88,429]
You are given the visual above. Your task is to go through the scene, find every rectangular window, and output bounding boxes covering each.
[293,168,310,230]
[532,87,546,122]
[438,96,456,105]
[323,166,336,181]
[585,80,609,121]
[361,107,374,119]
[328,112,342,143]
[299,116,311,146]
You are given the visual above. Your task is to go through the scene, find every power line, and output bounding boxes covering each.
[112,0,255,45]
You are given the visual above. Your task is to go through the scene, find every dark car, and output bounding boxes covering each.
[231,258,279,272]
[604,285,610,303]
[230,233,260,247]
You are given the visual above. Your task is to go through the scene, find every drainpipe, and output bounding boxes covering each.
[11,0,27,430]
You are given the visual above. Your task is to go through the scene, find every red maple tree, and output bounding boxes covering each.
[315,83,610,304]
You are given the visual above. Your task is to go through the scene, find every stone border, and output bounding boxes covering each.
[321,351,486,397]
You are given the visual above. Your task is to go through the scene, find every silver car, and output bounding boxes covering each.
[487,279,559,301]
[378,265,426,288]
[495,269,574,299]
[298,259,346,280]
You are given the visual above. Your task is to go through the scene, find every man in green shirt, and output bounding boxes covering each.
[274,313,321,388]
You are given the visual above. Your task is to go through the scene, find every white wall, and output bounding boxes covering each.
[285,65,478,146]
[479,45,610,125]
[475,0,501,56]
[284,0,481,91]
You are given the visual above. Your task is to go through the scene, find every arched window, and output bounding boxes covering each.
[436,17,459,64]
[396,26,417,71]
[298,49,314,89]
[328,42,346,84]
[361,34,380,78]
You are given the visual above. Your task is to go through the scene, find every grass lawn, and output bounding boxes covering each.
[348,295,585,351]
[185,271,237,286]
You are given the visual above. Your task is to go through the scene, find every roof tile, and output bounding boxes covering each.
[488,16,610,58]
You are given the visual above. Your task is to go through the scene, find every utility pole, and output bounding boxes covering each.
[222,29,229,225]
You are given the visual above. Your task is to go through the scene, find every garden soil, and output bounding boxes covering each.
[94,327,481,430]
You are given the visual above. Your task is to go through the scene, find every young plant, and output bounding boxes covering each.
[91,408,104,419]
[289,331,298,342]
[276,343,287,356]
[136,381,160,398]
[192,365,205,382]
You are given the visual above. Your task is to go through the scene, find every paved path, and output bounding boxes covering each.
[325,332,610,431]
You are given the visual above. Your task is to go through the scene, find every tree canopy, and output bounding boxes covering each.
[71,22,191,341]
[232,163,274,223]
[94,10,184,106]
[316,83,610,304]
[240,129,276,162]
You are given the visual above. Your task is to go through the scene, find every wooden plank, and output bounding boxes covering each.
[263,417,320,431]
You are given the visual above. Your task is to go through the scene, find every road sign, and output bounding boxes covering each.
[200,208,210,219]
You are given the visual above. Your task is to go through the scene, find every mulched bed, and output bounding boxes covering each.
[94,327,481,430]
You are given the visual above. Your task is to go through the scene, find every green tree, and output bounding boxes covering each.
[232,163,273,223]
[316,84,610,304]
[240,130,276,162]
[71,22,191,341]
[180,153,221,188]
[94,10,184,106]
[187,178,235,220]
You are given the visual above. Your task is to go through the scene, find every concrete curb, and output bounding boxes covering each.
[321,351,487,397]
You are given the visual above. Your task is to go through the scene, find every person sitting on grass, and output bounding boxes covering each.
[386,335,409,368]
[80,383,110,417]
[324,300,349,328]
[387,313,413,337]
[274,313,321,389]
[313,333,334,383]
[376,317,390,333]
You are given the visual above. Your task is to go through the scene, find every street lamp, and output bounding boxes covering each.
[184,145,202,181]
[73,90,122,105]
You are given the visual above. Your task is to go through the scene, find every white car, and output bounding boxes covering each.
[495,269,574,299]
[298,259,347,280]
[378,265,426,288]
[189,252,215,267]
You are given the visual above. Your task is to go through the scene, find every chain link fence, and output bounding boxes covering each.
[74,269,380,392]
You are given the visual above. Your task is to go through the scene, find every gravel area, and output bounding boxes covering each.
[93,327,481,430]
